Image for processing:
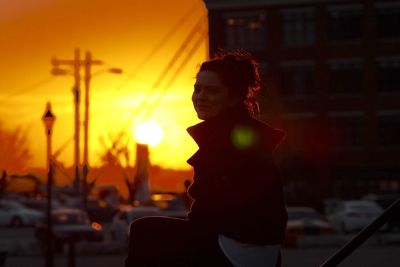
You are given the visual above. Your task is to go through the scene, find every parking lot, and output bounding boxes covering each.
[1,225,399,267]
[3,245,400,267]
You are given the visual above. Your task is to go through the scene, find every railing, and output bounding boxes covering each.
[320,198,400,267]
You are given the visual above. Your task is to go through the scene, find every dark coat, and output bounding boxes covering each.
[187,106,288,245]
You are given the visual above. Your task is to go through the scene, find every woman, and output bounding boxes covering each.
[125,51,287,267]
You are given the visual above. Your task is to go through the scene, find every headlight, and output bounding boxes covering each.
[91,222,102,231]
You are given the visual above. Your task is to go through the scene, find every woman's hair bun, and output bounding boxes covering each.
[199,49,262,115]
[221,54,237,62]
[220,51,259,88]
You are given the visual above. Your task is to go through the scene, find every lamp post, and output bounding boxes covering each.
[42,102,55,267]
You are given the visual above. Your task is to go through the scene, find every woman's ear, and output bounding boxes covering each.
[228,95,242,107]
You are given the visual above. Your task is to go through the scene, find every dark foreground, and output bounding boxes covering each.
[2,246,399,267]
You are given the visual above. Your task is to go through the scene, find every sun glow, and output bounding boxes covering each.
[134,120,164,147]
[0,0,206,171]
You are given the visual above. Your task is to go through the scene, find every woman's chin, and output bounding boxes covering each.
[197,113,211,121]
[197,114,207,120]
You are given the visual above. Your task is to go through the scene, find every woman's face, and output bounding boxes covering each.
[192,71,238,120]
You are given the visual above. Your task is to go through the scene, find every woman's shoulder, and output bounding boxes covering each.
[233,116,286,153]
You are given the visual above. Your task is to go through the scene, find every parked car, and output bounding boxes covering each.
[362,193,400,232]
[0,199,44,227]
[111,194,187,242]
[285,207,335,247]
[327,200,385,233]
[20,198,62,212]
[111,206,161,241]
[35,208,104,252]
[84,200,119,223]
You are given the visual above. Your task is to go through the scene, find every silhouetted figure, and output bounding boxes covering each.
[181,179,193,211]
[125,51,287,267]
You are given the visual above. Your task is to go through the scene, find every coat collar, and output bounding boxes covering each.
[187,105,285,152]
[187,105,250,149]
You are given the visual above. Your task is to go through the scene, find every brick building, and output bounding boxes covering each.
[203,0,400,206]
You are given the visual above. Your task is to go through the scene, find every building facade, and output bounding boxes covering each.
[203,0,400,207]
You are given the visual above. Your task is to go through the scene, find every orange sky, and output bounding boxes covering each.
[0,0,208,171]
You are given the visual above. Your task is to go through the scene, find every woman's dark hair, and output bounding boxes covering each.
[198,50,261,115]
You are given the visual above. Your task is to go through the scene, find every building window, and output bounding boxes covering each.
[281,62,315,97]
[376,4,400,39]
[328,60,363,95]
[223,11,267,51]
[377,58,400,93]
[377,112,400,146]
[282,8,315,46]
[327,5,363,42]
[329,112,364,147]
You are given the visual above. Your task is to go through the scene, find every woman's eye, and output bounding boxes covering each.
[207,86,222,94]
[193,85,224,95]
[208,88,219,94]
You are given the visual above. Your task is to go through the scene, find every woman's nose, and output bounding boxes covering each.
[197,88,207,100]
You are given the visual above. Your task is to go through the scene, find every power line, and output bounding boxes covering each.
[108,1,202,102]
[53,135,74,159]
[52,160,74,184]
[123,15,206,130]
[137,28,207,123]
[104,1,207,156]
[106,14,207,152]
[124,4,208,126]
[0,76,55,104]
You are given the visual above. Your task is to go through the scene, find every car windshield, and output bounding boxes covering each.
[288,210,322,220]
[348,204,380,212]
[53,212,88,225]
[24,200,61,210]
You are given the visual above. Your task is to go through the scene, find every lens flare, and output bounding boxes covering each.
[231,126,256,149]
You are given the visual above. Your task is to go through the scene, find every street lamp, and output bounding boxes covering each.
[42,102,55,267]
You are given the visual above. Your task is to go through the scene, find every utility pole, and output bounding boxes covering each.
[51,48,102,199]
[73,48,81,196]
[82,51,102,207]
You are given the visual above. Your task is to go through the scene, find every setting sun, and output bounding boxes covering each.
[134,120,164,147]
